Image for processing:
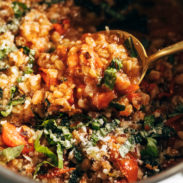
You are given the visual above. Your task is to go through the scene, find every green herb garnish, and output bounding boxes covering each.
[34,132,57,165]
[141,137,158,158]
[0,145,24,163]
[101,58,123,89]
[110,101,125,111]
[12,2,28,18]
[124,37,138,58]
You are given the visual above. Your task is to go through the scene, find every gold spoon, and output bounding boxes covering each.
[101,30,183,84]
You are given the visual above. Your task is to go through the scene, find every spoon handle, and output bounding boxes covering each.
[148,41,183,64]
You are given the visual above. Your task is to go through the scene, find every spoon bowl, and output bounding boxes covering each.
[100,30,183,84]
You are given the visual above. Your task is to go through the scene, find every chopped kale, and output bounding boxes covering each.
[124,37,138,58]
[34,132,57,165]
[12,2,28,18]
[91,119,102,130]
[110,101,125,111]
[1,105,13,117]
[69,169,81,183]
[24,67,33,74]
[169,103,183,117]
[74,148,83,163]
[162,126,176,138]
[10,86,16,99]
[109,58,123,70]
[11,96,25,106]
[33,161,54,179]
[144,115,155,129]
[103,68,117,90]
[0,48,12,60]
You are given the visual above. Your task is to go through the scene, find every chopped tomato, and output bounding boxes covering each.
[127,93,140,102]
[119,110,132,117]
[62,19,70,30]
[52,23,64,35]
[2,122,27,147]
[40,167,75,178]
[92,91,116,109]
[1,123,34,154]
[125,84,139,94]
[40,68,58,87]
[117,157,138,183]
[68,91,74,104]
[109,137,138,183]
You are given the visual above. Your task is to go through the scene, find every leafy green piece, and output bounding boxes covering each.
[41,119,73,149]
[0,88,3,99]
[57,143,63,169]
[20,46,35,75]
[91,118,120,145]
[74,148,83,163]
[162,126,176,137]
[91,120,101,130]
[24,67,33,74]
[109,58,123,70]
[10,86,16,99]
[91,133,99,145]
[33,161,55,179]
[0,145,24,163]
[103,68,117,89]
[169,103,183,117]
[101,58,123,89]
[119,137,135,158]
[1,105,13,117]
[141,137,158,158]
[12,2,28,18]
[34,132,57,165]
[11,97,25,106]
[0,48,12,60]
[110,101,125,111]
[144,115,155,129]
[124,37,138,58]
[69,169,81,183]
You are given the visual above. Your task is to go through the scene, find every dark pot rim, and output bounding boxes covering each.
[0,162,183,183]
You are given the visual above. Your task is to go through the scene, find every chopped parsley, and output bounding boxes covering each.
[21,47,35,75]
[101,58,123,89]
[119,137,135,158]
[141,137,158,158]
[110,101,125,111]
[12,2,28,18]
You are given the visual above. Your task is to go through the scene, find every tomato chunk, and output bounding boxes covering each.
[1,123,34,154]
[53,23,64,35]
[2,122,27,147]
[92,91,116,109]
[117,157,138,183]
